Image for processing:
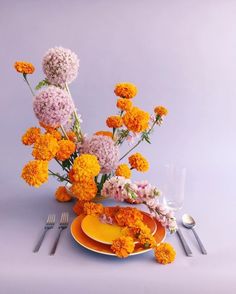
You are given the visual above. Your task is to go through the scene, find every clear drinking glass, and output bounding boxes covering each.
[159,164,186,211]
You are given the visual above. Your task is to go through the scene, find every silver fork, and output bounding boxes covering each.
[49,212,69,255]
[33,214,56,253]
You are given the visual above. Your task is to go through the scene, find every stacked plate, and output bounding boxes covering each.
[71,207,166,256]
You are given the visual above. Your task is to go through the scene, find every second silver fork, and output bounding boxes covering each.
[49,212,69,255]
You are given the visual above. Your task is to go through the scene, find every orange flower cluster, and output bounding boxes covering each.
[111,236,135,258]
[128,153,149,172]
[116,98,133,111]
[83,202,104,216]
[32,133,59,161]
[106,116,123,129]
[115,164,131,179]
[115,207,143,227]
[154,243,176,264]
[70,181,98,201]
[95,131,113,139]
[154,106,168,116]
[69,154,100,201]
[55,186,72,202]
[21,160,48,187]
[22,127,41,145]
[122,107,150,133]
[47,129,62,141]
[14,61,35,74]
[114,83,137,99]
[56,140,76,161]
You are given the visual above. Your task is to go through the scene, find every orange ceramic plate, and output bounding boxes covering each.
[81,211,157,245]
[71,213,166,256]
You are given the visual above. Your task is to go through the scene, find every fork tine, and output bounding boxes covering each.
[46,214,51,224]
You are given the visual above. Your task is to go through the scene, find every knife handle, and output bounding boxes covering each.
[177,228,193,256]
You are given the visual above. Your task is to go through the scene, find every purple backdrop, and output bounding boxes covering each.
[0,1,236,293]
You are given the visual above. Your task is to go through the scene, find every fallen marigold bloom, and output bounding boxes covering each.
[128,153,149,172]
[154,243,176,264]
[73,201,86,215]
[21,160,48,187]
[154,106,168,116]
[55,186,72,202]
[115,207,143,227]
[106,116,123,128]
[114,83,137,99]
[14,61,35,74]
[22,127,41,145]
[111,236,135,258]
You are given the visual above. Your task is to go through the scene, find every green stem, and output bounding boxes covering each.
[54,158,70,173]
[23,74,35,96]
[48,169,71,183]
[119,117,160,161]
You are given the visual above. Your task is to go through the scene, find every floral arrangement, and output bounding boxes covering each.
[15,47,176,263]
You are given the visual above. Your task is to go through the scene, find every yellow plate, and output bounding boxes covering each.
[71,213,166,257]
[81,212,157,245]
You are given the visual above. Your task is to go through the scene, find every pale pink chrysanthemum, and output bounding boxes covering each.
[42,47,79,86]
[80,135,120,173]
[33,86,74,127]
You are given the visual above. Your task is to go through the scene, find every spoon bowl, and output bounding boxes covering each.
[181,213,207,255]
[182,214,196,228]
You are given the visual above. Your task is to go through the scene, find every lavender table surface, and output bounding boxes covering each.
[0,170,235,294]
[1,0,236,293]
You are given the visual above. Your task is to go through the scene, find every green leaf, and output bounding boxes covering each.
[35,79,49,90]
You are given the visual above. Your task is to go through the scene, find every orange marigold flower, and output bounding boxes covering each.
[72,154,100,177]
[56,139,76,161]
[73,201,86,215]
[47,129,62,141]
[115,207,143,227]
[123,107,150,133]
[106,116,123,129]
[114,83,137,99]
[116,98,133,111]
[55,186,72,202]
[21,160,48,187]
[32,133,59,161]
[70,179,98,201]
[111,236,135,258]
[95,131,113,139]
[14,61,35,74]
[139,232,156,248]
[67,131,77,142]
[128,153,149,172]
[154,243,176,264]
[22,127,41,145]
[83,202,104,216]
[154,106,168,116]
[115,164,131,179]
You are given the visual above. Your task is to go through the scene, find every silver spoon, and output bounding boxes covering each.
[182,214,207,255]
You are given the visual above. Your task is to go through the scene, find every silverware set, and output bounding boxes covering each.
[176,213,207,256]
[33,212,69,255]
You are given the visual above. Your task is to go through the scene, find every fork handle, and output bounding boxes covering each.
[49,228,64,256]
[33,228,48,253]
[177,228,193,257]
[191,228,207,254]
